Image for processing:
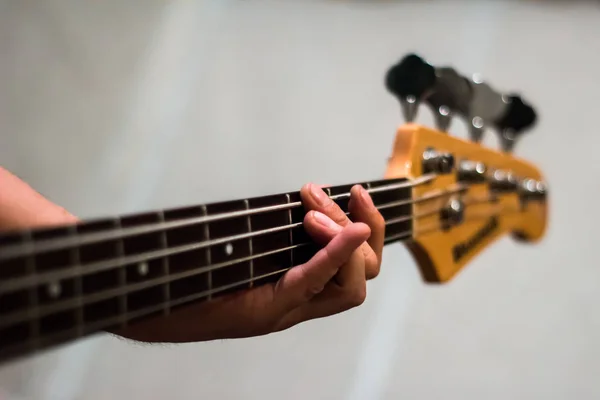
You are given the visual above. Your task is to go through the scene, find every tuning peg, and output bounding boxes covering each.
[424,67,473,132]
[465,74,508,144]
[492,95,537,152]
[385,53,436,122]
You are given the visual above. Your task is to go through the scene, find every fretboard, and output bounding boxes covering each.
[0,177,414,363]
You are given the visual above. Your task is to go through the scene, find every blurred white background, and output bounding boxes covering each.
[0,0,599,399]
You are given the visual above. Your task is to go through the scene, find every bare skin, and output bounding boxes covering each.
[0,166,385,342]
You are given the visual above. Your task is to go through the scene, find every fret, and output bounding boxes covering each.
[0,232,33,357]
[288,191,317,266]
[286,194,294,270]
[248,193,294,285]
[121,212,166,324]
[206,200,251,295]
[162,205,210,305]
[243,200,254,288]
[157,210,170,315]
[78,218,123,328]
[0,233,28,280]
[30,225,72,350]
[368,178,413,240]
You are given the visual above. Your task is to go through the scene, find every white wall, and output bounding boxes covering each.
[1,1,599,399]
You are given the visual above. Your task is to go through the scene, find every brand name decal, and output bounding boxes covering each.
[452,217,499,262]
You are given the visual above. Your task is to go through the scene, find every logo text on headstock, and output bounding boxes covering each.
[452,217,499,262]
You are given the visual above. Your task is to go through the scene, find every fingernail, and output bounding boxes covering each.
[360,186,375,207]
[313,211,340,230]
[309,184,329,206]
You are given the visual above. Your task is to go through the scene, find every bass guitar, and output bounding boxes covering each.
[0,53,548,365]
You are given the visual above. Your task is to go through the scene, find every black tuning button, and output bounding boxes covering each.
[493,95,537,152]
[422,148,455,174]
[385,54,436,122]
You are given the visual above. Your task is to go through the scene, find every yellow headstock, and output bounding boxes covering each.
[385,123,548,283]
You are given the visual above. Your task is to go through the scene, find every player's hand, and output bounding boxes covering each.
[117,183,385,342]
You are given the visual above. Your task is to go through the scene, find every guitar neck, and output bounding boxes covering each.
[0,176,418,363]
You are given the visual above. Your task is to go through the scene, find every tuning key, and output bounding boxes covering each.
[466,74,508,143]
[425,67,472,132]
[493,95,537,152]
[385,54,436,122]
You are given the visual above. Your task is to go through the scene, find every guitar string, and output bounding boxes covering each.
[0,196,508,329]
[0,174,438,260]
[0,183,468,294]
[2,206,521,356]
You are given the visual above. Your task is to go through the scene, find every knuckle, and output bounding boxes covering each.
[363,246,381,280]
[345,284,367,308]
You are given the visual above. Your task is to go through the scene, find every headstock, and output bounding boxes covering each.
[384,54,548,283]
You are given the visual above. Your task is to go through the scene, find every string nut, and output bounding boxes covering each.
[422,148,455,174]
[457,160,487,183]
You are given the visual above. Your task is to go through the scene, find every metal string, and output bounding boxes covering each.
[0,183,467,295]
[0,174,438,260]
[0,197,507,330]
[1,206,520,357]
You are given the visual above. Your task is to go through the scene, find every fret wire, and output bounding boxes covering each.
[285,194,294,269]
[244,200,254,288]
[0,187,467,295]
[157,210,170,316]
[201,205,212,301]
[0,174,437,261]
[114,218,127,327]
[69,225,84,337]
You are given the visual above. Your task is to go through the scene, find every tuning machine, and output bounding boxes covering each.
[385,53,436,122]
[492,94,537,152]
[423,67,472,132]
